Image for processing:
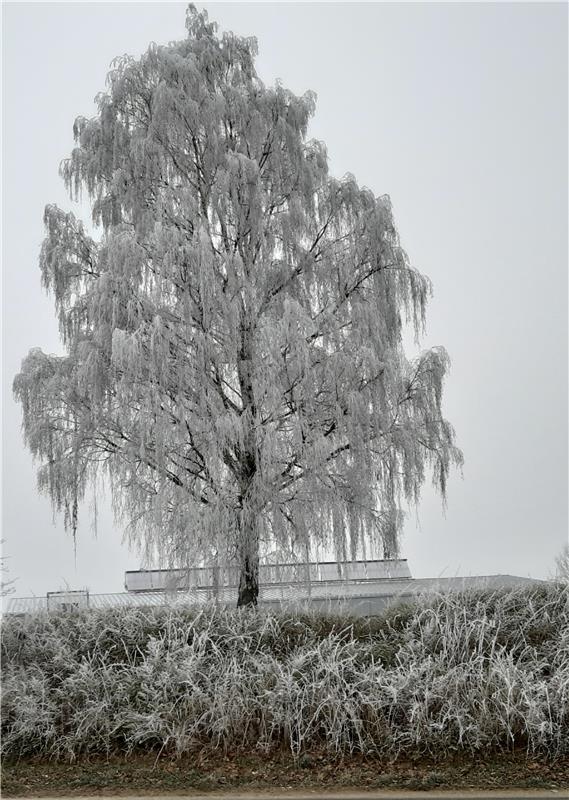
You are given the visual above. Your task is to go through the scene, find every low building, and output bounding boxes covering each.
[3,559,546,617]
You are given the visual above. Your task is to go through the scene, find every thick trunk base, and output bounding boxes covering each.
[237,556,259,607]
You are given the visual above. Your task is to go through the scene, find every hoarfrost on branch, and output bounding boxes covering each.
[13,6,463,605]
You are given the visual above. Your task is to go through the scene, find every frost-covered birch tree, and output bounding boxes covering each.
[14,6,462,606]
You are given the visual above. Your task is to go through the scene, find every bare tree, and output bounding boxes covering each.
[553,544,569,584]
[13,6,462,606]
[1,541,16,598]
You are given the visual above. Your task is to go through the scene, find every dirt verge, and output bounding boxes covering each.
[2,749,568,796]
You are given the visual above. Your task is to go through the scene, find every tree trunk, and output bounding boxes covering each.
[236,504,259,607]
[236,315,259,608]
[237,552,259,607]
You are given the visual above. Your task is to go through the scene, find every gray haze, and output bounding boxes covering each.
[2,2,567,597]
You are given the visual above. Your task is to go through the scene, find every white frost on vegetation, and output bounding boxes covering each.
[13,6,462,590]
[1,585,567,760]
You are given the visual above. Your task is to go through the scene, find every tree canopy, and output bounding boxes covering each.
[14,5,462,605]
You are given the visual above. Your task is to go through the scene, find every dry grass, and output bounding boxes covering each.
[2,583,567,762]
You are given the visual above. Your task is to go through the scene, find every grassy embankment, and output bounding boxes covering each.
[2,584,568,794]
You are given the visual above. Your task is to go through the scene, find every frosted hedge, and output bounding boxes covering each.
[2,584,567,761]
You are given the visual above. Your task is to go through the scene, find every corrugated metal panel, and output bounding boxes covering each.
[400,575,545,594]
[3,574,544,617]
[89,592,166,609]
[125,559,411,592]
[3,581,403,615]
[3,596,48,615]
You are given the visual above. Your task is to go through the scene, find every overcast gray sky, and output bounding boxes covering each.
[2,2,567,597]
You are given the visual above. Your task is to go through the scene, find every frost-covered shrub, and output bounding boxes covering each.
[1,585,568,760]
